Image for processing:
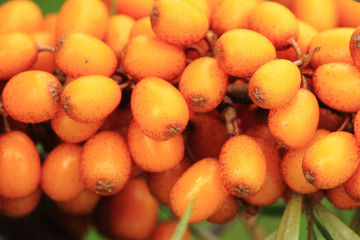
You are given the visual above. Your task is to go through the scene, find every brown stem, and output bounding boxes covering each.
[119,80,134,90]
[302,69,314,79]
[301,75,310,90]
[288,38,302,59]
[293,59,303,67]
[38,45,55,53]
[185,45,205,57]
[337,114,351,132]
[299,47,321,71]
[54,67,67,83]
[205,30,218,57]
[239,199,260,219]
[226,83,252,104]
[2,115,11,133]
[217,96,242,137]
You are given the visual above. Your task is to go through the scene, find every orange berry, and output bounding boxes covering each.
[354,111,360,144]
[42,13,58,34]
[0,0,42,34]
[56,0,109,39]
[170,158,229,223]
[102,105,132,139]
[55,33,117,78]
[313,63,360,113]
[0,131,41,199]
[80,131,132,196]
[215,29,276,78]
[244,138,285,206]
[249,59,301,109]
[210,0,257,36]
[207,195,239,224]
[57,189,100,215]
[127,119,184,172]
[61,75,121,123]
[131,77,189,141]
[51,108,104,143]
[218,135,267,197]
[268,89,319,149]
[116,0,154,20]
[41,144,84,202]
[326,184,360,210]
[1,187,42,218]
[179,57,228,112]
[277,21,319,61]
[281,129,330,194]
[121,36,186,82]
[248,1,299,50]
[2,70,62,124]
[350,27,360,67]
[303,131,360,189]
[245,123,276,143]
[110,178,158,240]
[292,0,337,31]
[151,220,191,240]
[344,162,360,202]
[29,31,56,73]
[0,33,37,80]
[335,0,360,28]
[309,27,355,69]
[105,14,135,60]
[186,0,211,20]
[147,157,192,205]
[150,0,209,45]
[129,17,156,38]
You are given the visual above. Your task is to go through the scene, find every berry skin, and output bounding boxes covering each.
[326,184,360,210]
[215,29,276,78]
[57,189,100,215]
[151,220,191,240]
[350,26,360,67]
[131,77,189,141]
[2,70,62,124]
[207,195,239,224]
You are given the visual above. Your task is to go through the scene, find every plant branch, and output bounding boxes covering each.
[217,96,242,137]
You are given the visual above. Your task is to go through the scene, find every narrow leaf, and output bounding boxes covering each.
[275,192,302,240]
[171,199,194,240]
[350,208,360,234]
[312,213,333,240]
[264,230,276,240]
[314,202,360,240]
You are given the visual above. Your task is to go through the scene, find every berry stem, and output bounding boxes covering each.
[226,83,252,104]
[337,114,351,132]
[288,38,302,59]
[217,96,242,137]
[119,80,134,90]
[37,45,55,53]
[205,30,218,57]
[2,115,11,133]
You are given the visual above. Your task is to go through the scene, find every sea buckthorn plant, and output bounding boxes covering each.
[1,0,360,240]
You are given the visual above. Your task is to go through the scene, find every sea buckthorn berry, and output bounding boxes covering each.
[55,33,117,78]
[129,17,156,38]
[110,178,158,240]
[313,63,360,113]
[56,0,108,40]
[350,27,360,67]
[0,131,41,199]
[326,184,360,210]
[0,33,37,80]
[309,28,355,69]
[121,36,186,82]
[207,195,239,224]
[102,106,133,139]
[344,161,360,202]
[249,59,301,110]
[354,111,360,144]
[151,220,191,240]
[1,187,42,218]
[2,70,62,124]
[188,113,228,160]
[115,0,154,20]
[0,0,42,34]
[131,77,189,141]
[218,135,267,198]
[29,31,56,73]
[42,13,58,34]
[105,15,135,60]
[51,108,104,144]
[80,131,132,196]
[281,129,330,194]
[292,0,337,31]
[211,0,257,36]
[268,89,319,149]
[179,57,228,113]
[57,189,100,215]
[245,123,276,143]
[186,0,211,20]
[41,144,84,202]
[215,29,276,78]
[244,138,285,206]
[150,0,209,45]
[277,21,319,61]
[303,131,360,189]
[247,1,299,50]
[336,0,360,28]
[61,75,121,123]
[170,158,229,223]
[127,119,184,172]
[148,157,191,205]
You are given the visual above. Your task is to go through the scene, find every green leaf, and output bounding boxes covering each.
[171,199,194,240]
[264,230,276,240]
[314,202,360,240]
[350,208,360,234]
[312,212,333,240]
[275,192,302,240]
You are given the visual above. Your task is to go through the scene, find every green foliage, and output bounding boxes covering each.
[171,199,194,240]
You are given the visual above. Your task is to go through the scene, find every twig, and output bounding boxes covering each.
[301,75,310,90]
[119,80,134,90]
[299,47,321,71]
[337,114,351,132]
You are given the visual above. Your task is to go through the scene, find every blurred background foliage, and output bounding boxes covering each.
[0,0,357,239]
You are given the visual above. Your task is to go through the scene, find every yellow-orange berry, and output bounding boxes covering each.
[350,27,360,67]
[215,29,276,78]
[29,31,56,73]
[115,0,154,20]
[207,195,239,224]
[131,77,189,140]
[326,184,360,210]
[129,17,156,38]
[151,220,191,240]
[2,70,62,124]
